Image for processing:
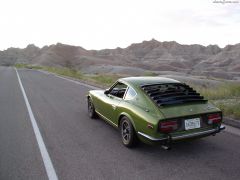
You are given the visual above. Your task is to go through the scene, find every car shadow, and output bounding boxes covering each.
[93,113,221,155]
[86,111,228,157]
[135,137,226,161]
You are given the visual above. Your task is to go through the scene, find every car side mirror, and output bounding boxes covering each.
[104,89,110,95]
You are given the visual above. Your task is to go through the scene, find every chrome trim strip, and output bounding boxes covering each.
[96,111,118,127]
[172,129,217,140]
[138,127,224,142]
[137,132,167,141]
[220,125,225,130]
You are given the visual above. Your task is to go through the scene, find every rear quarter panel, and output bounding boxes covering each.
[116,99,164,137]
[88,90,105,112]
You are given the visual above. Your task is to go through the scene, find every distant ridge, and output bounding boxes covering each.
[0,40,240,80]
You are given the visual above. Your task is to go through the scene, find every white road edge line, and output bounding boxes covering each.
[38,69,101,90]
[37,69,240,136]
[15,68,58,180]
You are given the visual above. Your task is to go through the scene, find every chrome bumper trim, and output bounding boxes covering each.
[137,132,167,141]
[219,125,226,131]
[138,125,225,142]
[172,128,216,140]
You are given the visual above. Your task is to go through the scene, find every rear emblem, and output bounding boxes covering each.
[205,105,213,110]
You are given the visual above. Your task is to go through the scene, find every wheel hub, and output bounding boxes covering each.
[122,121,130,141]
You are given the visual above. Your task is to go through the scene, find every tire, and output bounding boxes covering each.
[88,97,98,119]
[120,116,138,148]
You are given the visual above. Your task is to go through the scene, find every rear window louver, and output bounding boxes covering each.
[141,83,207,106]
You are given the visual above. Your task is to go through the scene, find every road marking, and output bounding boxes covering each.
[15,68,58,180]
[38,69,101,90]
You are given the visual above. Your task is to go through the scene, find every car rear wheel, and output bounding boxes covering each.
[88,98,97,119]
[120,116,138,148]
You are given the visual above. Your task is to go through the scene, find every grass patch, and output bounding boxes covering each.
[15,64,43,70]
[193,84,240,120]
[143,71,158,76]
[212,101,240,119]
[42,66,83,80]
[41,67,121,87]
[14,63,120,87]
[195,84,240,100]
[84,74,121,87]
[15,64,28,68]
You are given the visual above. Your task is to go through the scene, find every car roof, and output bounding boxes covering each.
[119,76,181,86]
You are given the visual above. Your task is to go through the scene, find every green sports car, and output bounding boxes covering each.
[87,77,225,149]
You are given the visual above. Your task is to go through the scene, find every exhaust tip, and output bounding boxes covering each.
[161,145,171,150]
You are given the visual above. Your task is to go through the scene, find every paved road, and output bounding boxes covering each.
[1,66,240,180]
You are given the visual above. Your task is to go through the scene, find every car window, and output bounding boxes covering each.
[124,87,137,100]
[109,82,127,98]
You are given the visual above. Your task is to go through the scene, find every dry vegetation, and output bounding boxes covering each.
[193,84,240,120]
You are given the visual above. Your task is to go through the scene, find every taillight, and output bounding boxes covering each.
[159,120,178,133]
[207,114,221,124]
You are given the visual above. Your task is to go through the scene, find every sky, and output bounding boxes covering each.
[0,0,239,50]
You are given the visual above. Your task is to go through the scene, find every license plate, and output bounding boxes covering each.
[185,118,201,130]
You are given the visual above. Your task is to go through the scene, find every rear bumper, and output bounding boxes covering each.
[138,125,225,143]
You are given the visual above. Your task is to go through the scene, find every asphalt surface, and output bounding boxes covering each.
[1,66,240,180]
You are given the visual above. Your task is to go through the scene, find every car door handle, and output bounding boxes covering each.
[111,104,116,110]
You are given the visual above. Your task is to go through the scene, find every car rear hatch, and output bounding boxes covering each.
[158,103,222,133]
[158,103,220,119]
[141,83,222,133]
[140,82,219,118]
